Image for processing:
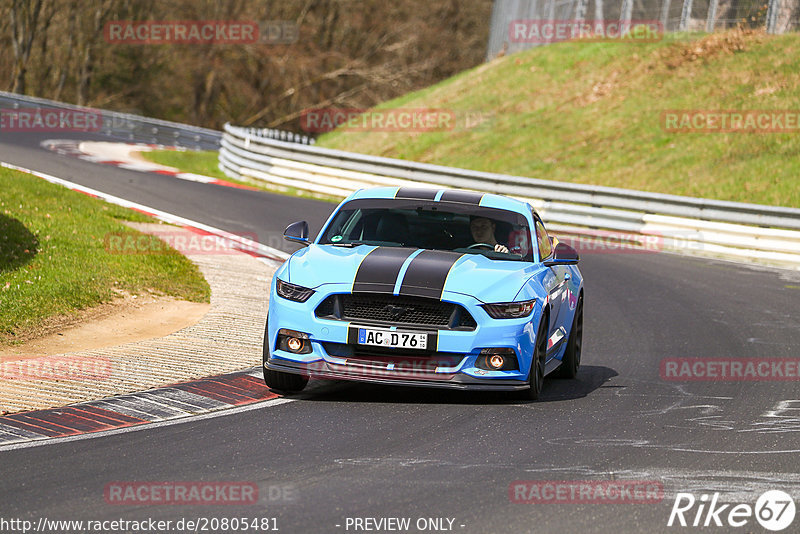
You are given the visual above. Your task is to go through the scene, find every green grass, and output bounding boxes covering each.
[140,149,338,203]
[142,149,229,180]
[316,29,800,208]
[0,166,210,345]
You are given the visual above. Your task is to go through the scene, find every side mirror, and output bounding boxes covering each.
[543,242,579,267]
[284,221,310,246]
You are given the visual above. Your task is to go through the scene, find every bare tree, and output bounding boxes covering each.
[1,0,493,131]
[10,0,46,94]
[74,0,115,105]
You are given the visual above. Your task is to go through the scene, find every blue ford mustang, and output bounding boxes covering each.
[263,187,583,399]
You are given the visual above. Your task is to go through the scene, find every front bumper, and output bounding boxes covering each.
[267,283,540,391]
[264,357,529,391]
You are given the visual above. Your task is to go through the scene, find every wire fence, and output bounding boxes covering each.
[487,0,798,58]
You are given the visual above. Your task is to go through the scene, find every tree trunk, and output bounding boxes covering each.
[10,0,46,94]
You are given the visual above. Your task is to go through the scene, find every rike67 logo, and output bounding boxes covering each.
[668,490,796,531]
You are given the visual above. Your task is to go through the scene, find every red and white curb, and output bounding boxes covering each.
[0,161,295,447]
[0,368,287,449]
[41,139,259,190]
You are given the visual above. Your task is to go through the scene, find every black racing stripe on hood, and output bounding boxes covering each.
[394,187,439,200]
[398,250,464,300]
[439,190,484,204]
[352,247,417,294]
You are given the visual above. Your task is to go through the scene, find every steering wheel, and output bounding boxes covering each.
[467,243,495,250]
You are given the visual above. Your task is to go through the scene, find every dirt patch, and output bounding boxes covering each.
[660,28,759,70]
[0,292,209,360]
[578,70,622,106]
[572,28,762,108]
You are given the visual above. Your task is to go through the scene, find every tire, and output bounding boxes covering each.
[264,367,308,393]
[518,318,547,401]
[262,317,309,393]
[554,295,583,379]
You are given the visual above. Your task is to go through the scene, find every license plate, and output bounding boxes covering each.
[357,328,427,350]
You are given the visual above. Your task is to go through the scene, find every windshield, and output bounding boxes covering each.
[319,199,533,261]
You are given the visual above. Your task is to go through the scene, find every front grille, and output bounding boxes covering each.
[315,293,476,330]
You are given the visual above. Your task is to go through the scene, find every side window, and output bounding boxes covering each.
[535,219,552,260]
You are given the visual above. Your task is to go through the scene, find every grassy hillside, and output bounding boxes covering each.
[316,29,800,208]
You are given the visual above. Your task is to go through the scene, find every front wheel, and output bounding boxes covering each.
[264,367,308,393]
[518,318,547,401]
[554,296,583,379]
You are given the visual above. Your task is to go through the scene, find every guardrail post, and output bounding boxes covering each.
[705,0,718,32]
[620,0,634,33]
[660,0,671,31]
[574,0,589,23]
[679,0,693,31]
[766,0,781,33]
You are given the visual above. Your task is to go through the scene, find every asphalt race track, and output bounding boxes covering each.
[2,130,800,534]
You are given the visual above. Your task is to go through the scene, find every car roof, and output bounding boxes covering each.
[346,187,531,215]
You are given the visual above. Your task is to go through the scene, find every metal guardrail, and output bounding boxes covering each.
[0,91,221,151]
[220,122,800,269]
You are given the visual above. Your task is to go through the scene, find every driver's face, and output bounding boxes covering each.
[470,218,495,242]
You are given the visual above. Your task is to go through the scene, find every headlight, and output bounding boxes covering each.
[480,299,536,319]
[276,279,315,302]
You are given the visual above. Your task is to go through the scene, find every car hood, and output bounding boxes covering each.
[287,245,537,302]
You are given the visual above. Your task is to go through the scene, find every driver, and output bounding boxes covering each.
[469,216,509,253]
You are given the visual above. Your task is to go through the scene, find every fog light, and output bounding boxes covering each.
[488,354,505,369]
[287,337,303,352]
[276,328,312,354]
[476,348,518,371]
